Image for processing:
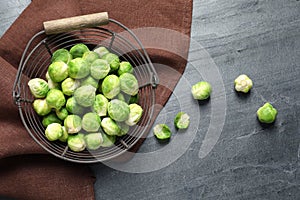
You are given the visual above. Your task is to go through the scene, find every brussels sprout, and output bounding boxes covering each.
[119,73,139,96]
[32,99,51,116]
[117,93,126,102]
[47,61,68,82]
[66,97,85,115]
[93,46,109,58]
[116,122,129,136]
[58,126,69,142]
[28,78,49,98]
[69,43,90,58]
[42,113,62,127]
[74,85,96,107]
[101,117,121,136]
[191,81,211,100]
[118,61,133,76]
[102,53,120,71]
[46,88,66,110]
[51,48,72,64]
[64,114,82,134]
[129,94,139,104]
[84,133,103,150]
[82,112,101,132]
[90,59,110,80]
[102,75,120,99]
[107,99,130,122]
[174,112,190,129]
[45,123,63,141]
[100,133,116,147]
[55,107,68,120]
[234,74,253,93]
[92,94,108,117]
[257,102,277,124]
[153,124,172,140]
[80,76,99,89]
[61,77,80,96]
[125,103,143,126]
[67,133,86,152]
[82,51,100,64]
[68,58,90,79]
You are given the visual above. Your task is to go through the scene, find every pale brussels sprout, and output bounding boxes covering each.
[118,61,133,76]
[92,94,108,117]
[45,123,63,141]
[107,99,130,122]
[234,74,253,93]
[119,73,139,96]
[28,78,49,98]
[67,133,86,152]
[55,107,68,120]
[90,59,110,80]
[61,77,80,96]
[257,102,277,124]
[69,43,90,58]
[68,58,90,79]
[100,133,116,147]
[153,124,172,140]
[93,46,109,58]
[42,113,62,127]
[116,122,129,136]
[74,85,96,107]
[58,126,69,142]
[32,99,51,116]
[102,53,120,71]
[82,51,100,64]
[125,103,143,126]
[51,48,72,64]
[48,61,69,82]
[101,117,121,136]
[84,133,103,150]
[46,88,66,110]
[80,76,99,89]
[174,112,190,129]
[82,112,101,132]
[66,97,85,115]
[101,75,120,99]
[64,114,82,134]
[191,81,211,100]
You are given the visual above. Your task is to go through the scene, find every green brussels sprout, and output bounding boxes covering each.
[69,43,90,58]
[257,102,277,124]
[174,112,190,129]
[102,75,121,99]
[82,112,101,132]
[90,59,110,80]
[84,133,103,150]
[118,61,133,76]
[119,73,139,96]
[82,51,100,64]
[58,126,69,142]
[74,85,96,107]
[101,117,121,136]
[61,77,80,96]
[92,94,108,117]
[45,123,63,141]
[47,61,69,82]
[51,48,72,64]
[80,76,99,89]
[116,122,129,136]
[68,58,90,79]
[191,81,211,100]
[67,133,86,152]
[125,103,143,126]
[153,124,172,140]
[64,114,82,134]
[102,53,120,71]
[28,78,49,98]
[100,133,116,147]
[93,46,110,58]
[234,74,253,93]
[65,97,85,115]
[32,99,51,116]
[107,99,130,122]
[55,107,68,120]
[46,88,66,110]
[42,113,62,127]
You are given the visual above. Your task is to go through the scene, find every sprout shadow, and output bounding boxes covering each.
[256,118,276,129]
[197,96,210,106]
[155,137,171,146]
[234,90,251,99]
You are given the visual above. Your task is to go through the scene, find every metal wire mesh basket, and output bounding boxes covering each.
[13,12,159,163]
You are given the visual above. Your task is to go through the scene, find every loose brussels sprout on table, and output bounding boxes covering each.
[174,112,190,129]
[234,74,253,93]
[257,102,277,124]
[191,81,211,100]
[153,124,172,140]
[28,78,49,98]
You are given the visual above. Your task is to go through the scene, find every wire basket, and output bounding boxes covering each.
[13,12,159,163]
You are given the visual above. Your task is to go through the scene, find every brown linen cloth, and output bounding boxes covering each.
[0,0,192,199]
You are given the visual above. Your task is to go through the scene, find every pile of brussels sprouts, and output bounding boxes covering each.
[28,43,143,152]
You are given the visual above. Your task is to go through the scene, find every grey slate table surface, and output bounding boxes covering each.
[1,0,299,199]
